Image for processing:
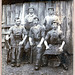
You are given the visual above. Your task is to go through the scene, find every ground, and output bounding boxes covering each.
[2,48,73,75]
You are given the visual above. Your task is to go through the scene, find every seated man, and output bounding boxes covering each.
[29,17,45,70]
[44,20,68,70]
[6,18,27,67]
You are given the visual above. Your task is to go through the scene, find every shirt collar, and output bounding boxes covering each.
[29,13,34,17]
[15,25,20,28]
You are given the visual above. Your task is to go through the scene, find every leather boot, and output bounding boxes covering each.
[16,59,20,67]
[34,59,40,70]
[34,64,39,70]
[11,60,15,67]
[62,64,68,70]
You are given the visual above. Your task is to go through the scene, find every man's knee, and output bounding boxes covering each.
[36,47,42,53]
[24,42,30,51]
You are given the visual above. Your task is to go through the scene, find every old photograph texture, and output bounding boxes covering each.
[2,1,73,75]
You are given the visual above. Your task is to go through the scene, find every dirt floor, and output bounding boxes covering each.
[2,48,73,75]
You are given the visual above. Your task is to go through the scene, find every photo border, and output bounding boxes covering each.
[73,0,75,75]
[0,0,2,75]
[0,0,74,75]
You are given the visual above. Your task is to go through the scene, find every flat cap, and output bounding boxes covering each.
[14,18,21,22]
[48,7,54,10]
[28,6,34,10]
[34,17,39,21]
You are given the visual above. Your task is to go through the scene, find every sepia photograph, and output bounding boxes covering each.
[2,0,73,75]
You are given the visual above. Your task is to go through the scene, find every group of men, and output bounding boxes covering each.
[6,7,69,70]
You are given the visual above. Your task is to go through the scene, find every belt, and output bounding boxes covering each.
[34,38,40,41]
[14,34,22,39]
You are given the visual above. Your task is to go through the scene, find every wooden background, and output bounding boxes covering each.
[2,1,73,54]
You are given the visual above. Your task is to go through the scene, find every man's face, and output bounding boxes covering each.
[52,23,58,30]
[15,19,21,26]
[29,8,34,14]
[33,19,38,25]
[48,9,54,15]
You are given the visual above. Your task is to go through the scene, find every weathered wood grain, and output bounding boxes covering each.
[6,5,11,25]
[38,2,45,25]
[2,1,73,53]
[2,5,7,25]
[11,4,16,24]
[22,3,30,24]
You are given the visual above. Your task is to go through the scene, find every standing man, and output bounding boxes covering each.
[24,7,37,63]
[29,17,45,70]
[43,7,61,33]
[42,7,61,66]
[24,7,37,31]
[6,18,27,67]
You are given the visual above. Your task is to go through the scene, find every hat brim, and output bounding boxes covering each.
[48,8,54,10]
[28,8,34,10]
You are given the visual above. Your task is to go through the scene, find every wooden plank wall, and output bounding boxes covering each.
[2,1,73,54]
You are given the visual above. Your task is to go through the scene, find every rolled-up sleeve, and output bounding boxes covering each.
[43,18,47,26]
[9,26,13,35]
[59,32,65,42]
[41,27,45,38]
[22,27,27,35]
[45,32,50,40]
[29,28,33,37]
[24,16,28,24]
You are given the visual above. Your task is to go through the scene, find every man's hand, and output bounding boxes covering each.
[30,42,33,46]
[19,41,23,45]
[58,47,63,52]
[29,37,33,46]
[46,46,49,50]
[37,44,41,48]
[6,35,10,40]
[44,40,49,49]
